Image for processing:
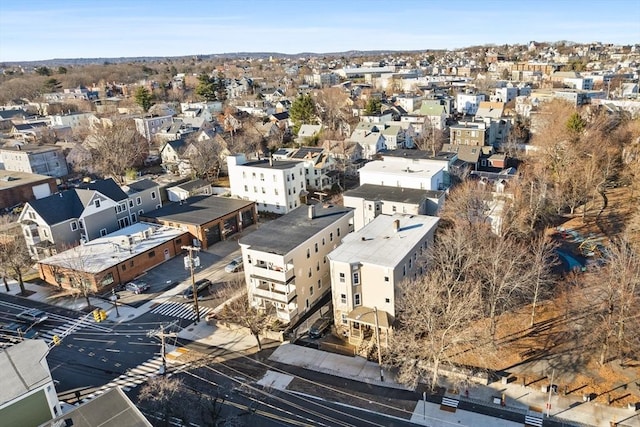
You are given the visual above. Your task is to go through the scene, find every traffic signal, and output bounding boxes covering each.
[93,309,102,322]
[99,309,108,321]
[52,335,61,346]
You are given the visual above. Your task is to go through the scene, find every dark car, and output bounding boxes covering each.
[125,281,150,294]
[0,322,39,342]
[308,317,331,339]
[182,279,212,299]
[16,308,49,324]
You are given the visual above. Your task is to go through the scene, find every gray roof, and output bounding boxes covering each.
[41,388,151,427]
[382,149,433,160]
[175,178,209,192]
[239,203,353,255]
[78,178,128,201]
[344,184,443,203]
[327,213,439,268]
[0,339,50,405]
[27,189,84,225]
[243,159,302,170]
[126,179,158,193]
[142,195,254,226]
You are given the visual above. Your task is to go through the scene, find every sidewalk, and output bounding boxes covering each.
[267,343,640,427]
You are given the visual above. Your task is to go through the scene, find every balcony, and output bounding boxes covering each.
[275,307,298,323]
[251,261,294,283]
[253,282,296,304]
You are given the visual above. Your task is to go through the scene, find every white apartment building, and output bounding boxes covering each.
[227,154,307,214]
[239,203,354,324]
[456,93,486,115]
[327,213,439,346]
[358,154,446,192]
[343,183,445,231]
[134,115,173,142]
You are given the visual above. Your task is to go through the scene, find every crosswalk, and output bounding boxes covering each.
[39,315,112,345]
[78,356,165,403]
[150,301,211,321]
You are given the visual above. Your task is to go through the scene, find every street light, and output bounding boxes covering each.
[182,245,201,323]
[111,288,120,318]
[356,306,384,382]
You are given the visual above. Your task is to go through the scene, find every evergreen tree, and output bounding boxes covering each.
[195,74,216,101]
[566,112,585,142]
[364,97,382,115]
[289,94,317,134]
[215,71,227,102]
[134,86,153,112]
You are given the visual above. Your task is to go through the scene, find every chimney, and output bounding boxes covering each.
[308,204,315,219]
[393,219,400,232]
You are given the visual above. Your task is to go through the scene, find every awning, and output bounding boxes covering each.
[346,306,391,329]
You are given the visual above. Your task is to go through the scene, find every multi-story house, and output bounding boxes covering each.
[289,146,338,191]
[134,115,173,142]
[239,203,354,324]
[227,154,307,214]
[0,144,69,178]
[357,150,447,192]
[0,340,61,427]
[49,112,94,129]
[327,213,439,346]
[343,183,445,231]
[18,178,161,259]
[449,121,489,146]
[456,92,486,115]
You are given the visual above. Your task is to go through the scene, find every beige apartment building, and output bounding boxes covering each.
[327,213,439,346]
[239,203,354,324]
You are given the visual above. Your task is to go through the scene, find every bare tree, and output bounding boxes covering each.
[44,244,98,309]
[138,376,186,427]
[313,87,352,134]
[0,215,32,295]
[186,136,224,181]
[214,281,270,351]
[84,119,148,184]
[387,268,486,390]
[528,235,559,327]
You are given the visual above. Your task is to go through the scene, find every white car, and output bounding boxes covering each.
[16,308,49,324]
[225,256,244,273]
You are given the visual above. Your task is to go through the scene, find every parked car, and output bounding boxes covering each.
[225,256,244,273]
[16,308,49,324]
[0,322,39,342]
[182,279,212,299]
[309,317,331,339]
[125,281,150,294]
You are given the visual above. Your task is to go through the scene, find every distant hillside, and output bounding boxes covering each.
[0,49,442,67]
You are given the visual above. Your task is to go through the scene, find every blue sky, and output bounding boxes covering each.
[1,0,638,62]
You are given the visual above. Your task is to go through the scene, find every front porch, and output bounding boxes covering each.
[345,306,391,347]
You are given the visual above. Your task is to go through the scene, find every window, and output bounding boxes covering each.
[148,250,155,258]
[136,196,142,205]
[308,268,312,277]
[100,228,107,237]
[339,272,345,283]
[291,173,295,180]
[260,173,264,181]
[354,293,361,306]
[385,298,390,303]
[403,265,406,276]
[384,276,389,282]
[129,200,134,208]
[306,248,310,258]
[309,286,314,296]
[244,185,248,191]
[409,258,412,268]
[340,293,347,304]
[131,213,137,222]
[151,191,157,199]
[322,238,325,245]
[70,221,78,231]
[341,313,348,325]
[94,199,101,208]
[139,209,144,216]
[274,189,279,195]
[28,211,36,220]
[330,232,333,241]
[253,186,257,193]
[316,261,320,271]
[318,279,321,289]
[353,272,359,285]
[392,205,397,212]
[314,243,318,253]
[79,219,84,229]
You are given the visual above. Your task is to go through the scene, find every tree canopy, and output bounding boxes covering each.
[289,94,317,134]
[134,86,153,112]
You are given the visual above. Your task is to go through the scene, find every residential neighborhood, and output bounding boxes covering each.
[1,3,639,426]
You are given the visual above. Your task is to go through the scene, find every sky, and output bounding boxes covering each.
[1,0,639,62]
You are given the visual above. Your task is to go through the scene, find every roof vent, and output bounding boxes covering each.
[308,204,315,219]
[393,219,400,232]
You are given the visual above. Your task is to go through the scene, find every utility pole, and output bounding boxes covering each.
[111,289,120,318]
[182,245,201,323]
[374,306,384,382]
[546,368,555,417]
[148,321,178,375]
